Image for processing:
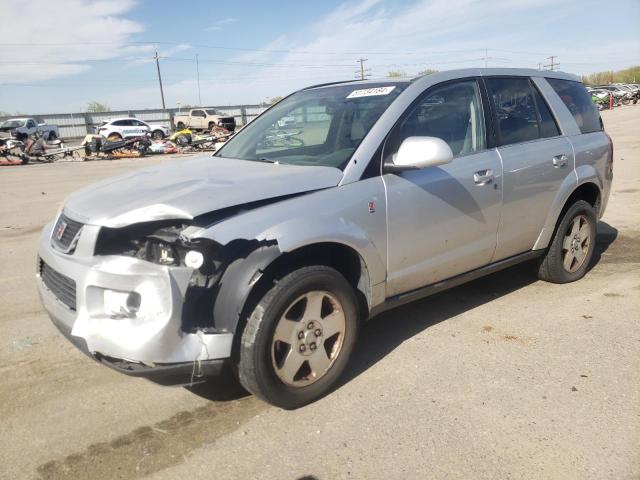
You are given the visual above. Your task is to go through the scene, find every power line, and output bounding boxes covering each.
[0,41,487,56]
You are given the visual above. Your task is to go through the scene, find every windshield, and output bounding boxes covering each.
[216,83,405,169]
[0,120,25,128]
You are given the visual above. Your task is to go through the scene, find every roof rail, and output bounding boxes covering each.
[303,79,362,90]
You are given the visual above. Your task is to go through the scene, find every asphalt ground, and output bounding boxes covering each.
[0,106,638,480]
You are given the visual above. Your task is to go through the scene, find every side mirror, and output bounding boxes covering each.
[385,136,453,173]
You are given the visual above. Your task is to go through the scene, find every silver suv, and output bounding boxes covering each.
[37,69,613,409]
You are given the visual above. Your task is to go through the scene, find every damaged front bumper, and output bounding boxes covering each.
[36,220,233,385]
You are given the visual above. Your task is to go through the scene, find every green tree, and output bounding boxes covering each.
[581,65,640,85]
[268,96,284,105]
[87,101,110,113]
[418,69,438,76]
[387,70,406,78]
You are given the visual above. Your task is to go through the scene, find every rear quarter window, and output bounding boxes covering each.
[546,79,602,134]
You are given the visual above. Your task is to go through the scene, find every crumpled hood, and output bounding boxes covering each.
[64,156,343,227]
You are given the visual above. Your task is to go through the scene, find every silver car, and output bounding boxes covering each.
[37,68,613,409]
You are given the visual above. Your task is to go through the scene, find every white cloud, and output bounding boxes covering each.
[0,0,142,83]
[2,0,638,112]
[206,17,238,31]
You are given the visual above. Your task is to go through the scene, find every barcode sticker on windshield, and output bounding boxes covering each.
[346,86,396,99]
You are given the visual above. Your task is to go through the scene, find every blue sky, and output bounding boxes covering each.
[1,0,639,114]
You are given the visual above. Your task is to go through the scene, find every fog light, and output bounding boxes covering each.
[185,250,204,269]
[104,290,141,318]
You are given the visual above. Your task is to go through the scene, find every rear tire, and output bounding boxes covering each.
[176,122,185,130]
[48,132,57,141]
[537,200,597,283]
[237,266,359,409]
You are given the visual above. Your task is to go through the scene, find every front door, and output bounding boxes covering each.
[384,79,502,297]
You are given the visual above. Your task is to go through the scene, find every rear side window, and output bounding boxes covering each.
[486,77,560,146]
[533,88,560,138]
[546,78,602,134]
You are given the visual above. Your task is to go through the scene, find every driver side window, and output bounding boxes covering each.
[387,79,486,160]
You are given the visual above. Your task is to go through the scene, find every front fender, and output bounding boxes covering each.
[252,215,386,285]
[207,218,386,334]
[194,178,388,332]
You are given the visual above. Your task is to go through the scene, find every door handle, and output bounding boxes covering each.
[553,154,568,168]
[474,169,494,185]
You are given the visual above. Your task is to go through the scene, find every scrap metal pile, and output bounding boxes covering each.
[0,124,232,166]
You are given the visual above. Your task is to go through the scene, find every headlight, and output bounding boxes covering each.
[94,221,219,273]
[142,238,179,266]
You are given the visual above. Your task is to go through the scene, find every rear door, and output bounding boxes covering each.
[384,78,503,296]
[485,77,574,261]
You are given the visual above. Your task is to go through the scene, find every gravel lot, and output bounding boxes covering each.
[0,106,638,480]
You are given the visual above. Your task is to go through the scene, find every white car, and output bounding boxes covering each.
[96,118,170,140]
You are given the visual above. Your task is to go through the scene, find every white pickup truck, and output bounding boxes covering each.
[0,117,60,140]
[173,109,236,132]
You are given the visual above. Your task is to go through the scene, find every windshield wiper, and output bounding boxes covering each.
[255,157,279,164]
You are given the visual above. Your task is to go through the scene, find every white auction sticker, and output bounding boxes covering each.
[346,86,396,99]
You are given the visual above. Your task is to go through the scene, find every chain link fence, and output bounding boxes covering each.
[0,105,269,139]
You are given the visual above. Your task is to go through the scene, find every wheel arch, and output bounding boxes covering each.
[533,178,602,250]
[212,240,375,338]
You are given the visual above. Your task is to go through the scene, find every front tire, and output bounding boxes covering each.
[237,266,359,409]
[152,130,164,140]
[537,200,597,283]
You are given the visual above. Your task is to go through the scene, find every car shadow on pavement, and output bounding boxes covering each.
[186,365,250,401]
[340,220,618,388]
[590,221,618,271]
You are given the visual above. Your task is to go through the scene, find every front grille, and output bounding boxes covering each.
[40,260,77,311]
[51,214,83,252]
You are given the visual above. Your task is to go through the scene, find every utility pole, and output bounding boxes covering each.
[154,50,166,110]
[484,48,489,68]
[195,54,202,107]
[543,56,559,71]
[355,58,371,80]
[537,62,543,70]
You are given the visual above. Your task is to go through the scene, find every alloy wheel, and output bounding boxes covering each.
[562,214,591,273]
[271,291,346,387]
